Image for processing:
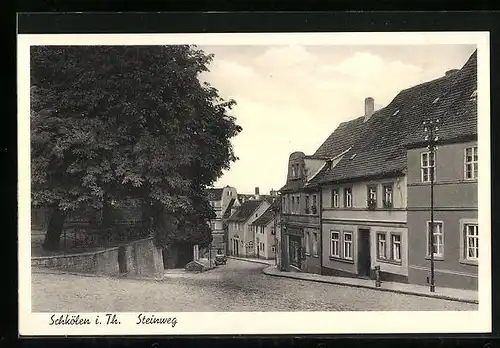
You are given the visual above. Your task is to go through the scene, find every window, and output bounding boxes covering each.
[282,197,286,213]
[464,224,479,261]
[261,226,265,234]
[344,188,352,208]
[271,245,276,253]
[391,234,402,262]
[331,231,340,257]
[383,184,394,208]
[305,195,310,214]
[291,196,295,213]
[367,185,377,209]
[312,195,317,214]
[377,233,387,259]
[312,232,319,256]
[271,226,276,235]
[292,165,297,178]
[421,152,435,182]
[343,232,353,260]
[305,231,310,254]
[427,222,444,257]
[464,146,478,180]
[296,195,301,213]
[332,189,339,208]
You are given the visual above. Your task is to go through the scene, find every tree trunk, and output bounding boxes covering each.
[101,196,114,229]
[42,206,66,251]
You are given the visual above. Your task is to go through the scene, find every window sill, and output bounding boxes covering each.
[376,258,402,266]
[329,256,354,264]
[459,259,478,266]
[425,256,444,261]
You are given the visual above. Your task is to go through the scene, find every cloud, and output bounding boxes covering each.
[199,46,466,194]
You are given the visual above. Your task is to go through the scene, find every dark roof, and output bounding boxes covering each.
[226,200,263,223]
[313,116,368,159]
[312,50,477,184]
[404,50,477,147]
[252,206,275,226]
[280,114,368,193]
[222,198,236,219]
[206,188,224,201]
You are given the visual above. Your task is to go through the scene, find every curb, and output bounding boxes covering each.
[227,256,274,266]
[262,267,478,305]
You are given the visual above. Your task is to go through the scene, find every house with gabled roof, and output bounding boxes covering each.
[404,50,478,290]
[251,200,280,260]
[278,107,368,274]
[227,198,271,257]
[310,50,477,286]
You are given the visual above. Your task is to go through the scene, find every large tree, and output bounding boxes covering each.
[31,45,241,250]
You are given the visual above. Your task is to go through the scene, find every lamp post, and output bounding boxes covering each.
[423,118,439,293]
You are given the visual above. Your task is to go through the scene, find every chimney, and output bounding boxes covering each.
[364,97,374,122]
[445,69,459,77]
[255,187,260,196]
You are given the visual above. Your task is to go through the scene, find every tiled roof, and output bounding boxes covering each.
[313,116,368,159]
[222,198,236,219]
[313,50,477,184]
[404,50,477,147]
[206,188,224,201]
[226,200,263,222]
[280,115,368,192]
[252,205,276,226]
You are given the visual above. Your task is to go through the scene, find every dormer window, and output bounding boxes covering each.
[392,109,400,116]
[350,154,357,160]
[470,90,478,100]
[432,97,440,104]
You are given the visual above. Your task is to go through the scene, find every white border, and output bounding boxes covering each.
[18,32,491,336]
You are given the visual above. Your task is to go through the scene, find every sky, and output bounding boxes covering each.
[199,44,476,195]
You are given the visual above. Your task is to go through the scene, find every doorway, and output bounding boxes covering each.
[357,228,371,278]
[233,239,239,256]
[289,235,301,269]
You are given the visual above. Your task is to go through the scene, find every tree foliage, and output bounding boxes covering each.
[31,45,241,249]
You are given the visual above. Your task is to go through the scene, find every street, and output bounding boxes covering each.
[31,259,477,312]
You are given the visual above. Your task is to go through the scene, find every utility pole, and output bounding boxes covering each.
[423,118,439,293]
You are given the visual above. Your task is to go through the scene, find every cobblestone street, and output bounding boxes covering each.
[32,259,477,312]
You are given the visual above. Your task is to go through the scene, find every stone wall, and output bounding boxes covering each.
[32,237,164,278]
[122,237,164,277]
[31,248,120,276]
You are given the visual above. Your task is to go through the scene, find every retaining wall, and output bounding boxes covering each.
[32,237,164,278]
[31,248,120,276]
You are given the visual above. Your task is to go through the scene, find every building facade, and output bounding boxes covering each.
[227,199,271,257]
[251,202,280,260]
[309,49,478,289]
[320,174,409,281]
[206,186,239,252]
[279,152,326,274]
[406,51,478,290]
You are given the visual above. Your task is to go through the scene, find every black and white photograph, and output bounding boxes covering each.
[18,31,491,335]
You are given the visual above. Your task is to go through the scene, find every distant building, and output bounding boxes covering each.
[250,200,280,260]
[227,198,271,257]
[206,186,239,252]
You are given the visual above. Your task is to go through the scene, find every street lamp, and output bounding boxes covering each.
[423,118,439,293]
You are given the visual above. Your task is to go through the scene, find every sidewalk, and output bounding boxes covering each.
[228,255,276,266]
[262,265,478,304]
